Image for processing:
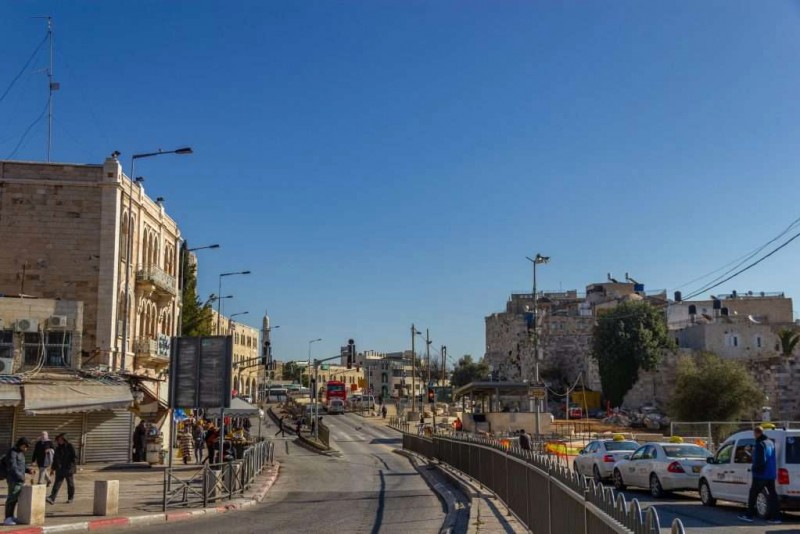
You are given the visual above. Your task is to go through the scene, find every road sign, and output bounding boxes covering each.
[321,364,329,371]
[529,387,546,400]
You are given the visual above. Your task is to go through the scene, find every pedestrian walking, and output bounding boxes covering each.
[739,426,782,524]
[193,422,205,464]
[132,420,147,462]
[205,425,220,464]
[519,429,531,451]
[295,418,302,435]
[381,405,387,419]
[3,437,34,525]
[179,426,193,465]
[275,415,287,437]
[47,433,77,505]
[32,431,54,486]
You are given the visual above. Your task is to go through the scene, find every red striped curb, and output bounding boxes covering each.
[2,528,43,534]
[87,518,129,531]
[165,511,193,522]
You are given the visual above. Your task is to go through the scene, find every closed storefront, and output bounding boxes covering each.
[0,406,15,450]
[84,410,133,463]
[13,408,84,461]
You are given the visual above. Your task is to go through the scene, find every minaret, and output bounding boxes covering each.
[261,310,271,367]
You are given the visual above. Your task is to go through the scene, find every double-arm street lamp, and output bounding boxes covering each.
[120,146,192,371]
[525,253,550,436]
[217,271,251,332]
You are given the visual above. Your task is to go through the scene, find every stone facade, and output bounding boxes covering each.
[675,319,785,360]
[0,157,182,372]
[211,309,261,401]
[668,292,793,330]
[357,350,415,400]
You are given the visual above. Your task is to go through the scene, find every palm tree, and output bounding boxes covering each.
[778,328,800,357]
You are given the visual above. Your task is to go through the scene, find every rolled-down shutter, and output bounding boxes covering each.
[13,408,83,462]
[0,407,14,451]
[84,410,133,463]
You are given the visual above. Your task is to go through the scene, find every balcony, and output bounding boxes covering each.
[136,265,177,302]
[134,335,171,369]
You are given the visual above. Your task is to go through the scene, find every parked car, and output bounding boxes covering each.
[573,436,640,482]
[612,441,711,497]
[568,404,583,419]
[699,427,800,518]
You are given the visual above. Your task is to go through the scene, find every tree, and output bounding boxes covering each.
[669,352,763,422]
[180,243,214,336]
[778,328,800,357]
[450,355,490,388]
[282,362,303,383]
[591,301,673,406]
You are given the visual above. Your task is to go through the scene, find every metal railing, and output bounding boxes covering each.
[163,440,274,510]
[402,432,686,534]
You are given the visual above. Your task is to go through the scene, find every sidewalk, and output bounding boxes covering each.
[1,416,281,534]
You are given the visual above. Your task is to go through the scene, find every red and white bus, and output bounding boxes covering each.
[325,380,347,407]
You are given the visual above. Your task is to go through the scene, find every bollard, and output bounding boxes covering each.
[93,480,119,516]
[17,484,46,525]
[205,468,223,503]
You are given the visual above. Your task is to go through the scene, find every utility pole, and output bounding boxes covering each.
[425,329,431,387]
[411,324,417,414]
[441,345,446,386]
[526,253,550,437]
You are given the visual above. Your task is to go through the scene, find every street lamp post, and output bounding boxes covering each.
[410,324,421,414]
[263,325,280,404]
[217,271,251,332]
[208,295,233,334]
[307,338,322,436]
[177,243,220,336]
[526,253,550,437]
[121,146,192,372]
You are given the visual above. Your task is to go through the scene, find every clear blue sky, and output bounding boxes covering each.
[3,1,800,366]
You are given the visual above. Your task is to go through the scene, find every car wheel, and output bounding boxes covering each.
[649,474,664,498]
[593,465,603,484]
[756,488,771,519]
[699,480,716,507]
[613,469,626,490]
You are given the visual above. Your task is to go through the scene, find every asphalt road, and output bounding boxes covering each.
[117,412,448,534]
[610,483,800,533]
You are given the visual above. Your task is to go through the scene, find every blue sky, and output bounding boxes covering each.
[2,1,800,366]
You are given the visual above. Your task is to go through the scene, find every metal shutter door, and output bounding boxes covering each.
[13,408,84,462]
[0,407,14,451]
[84,410,133,463]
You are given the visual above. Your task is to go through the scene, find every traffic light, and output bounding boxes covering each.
[261,340,271,369]
[346,338,355,369]
[427,388,435,404]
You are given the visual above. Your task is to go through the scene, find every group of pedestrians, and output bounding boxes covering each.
[2,431,78,526]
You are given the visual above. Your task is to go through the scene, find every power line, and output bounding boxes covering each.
[0,33,48,106]
[7,100,48,158]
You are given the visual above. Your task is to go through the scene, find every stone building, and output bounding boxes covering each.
[0,156,182,372]
[668,291,793,330]
[357,350,415,400]
[211,309,262,402]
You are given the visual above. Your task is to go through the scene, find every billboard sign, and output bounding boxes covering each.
[169,336,233,409]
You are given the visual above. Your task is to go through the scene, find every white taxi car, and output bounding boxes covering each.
[612,440,711,497]
[699,427,800,518]
[573,436,640,482]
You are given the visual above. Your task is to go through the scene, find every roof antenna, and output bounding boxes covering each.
[34,16,59,161]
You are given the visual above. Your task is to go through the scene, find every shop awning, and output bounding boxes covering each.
[0,385,21,407]
[23,384,134,415]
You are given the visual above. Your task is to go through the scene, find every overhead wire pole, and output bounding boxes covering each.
[411,324,418,414]
[425,329,431,387]
[441,345,446,386]
[526,253,550,437]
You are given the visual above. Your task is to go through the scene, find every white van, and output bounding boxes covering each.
[328,399,345,414]
[699,428,800,517]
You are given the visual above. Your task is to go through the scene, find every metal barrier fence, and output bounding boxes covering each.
[163,440,275,510]
[402,432,686,534]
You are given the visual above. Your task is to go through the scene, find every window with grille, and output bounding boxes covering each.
[0,330,13,359]
[23,332,71,367]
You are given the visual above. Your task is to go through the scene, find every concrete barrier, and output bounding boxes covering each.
[93,480,120,516]
[17,484,46,525]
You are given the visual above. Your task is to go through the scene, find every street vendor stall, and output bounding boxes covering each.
[205,398,261,459]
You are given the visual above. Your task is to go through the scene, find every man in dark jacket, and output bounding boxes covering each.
[739,426,781,523]
[4,437,33,525]
[47,433,77,505]
[32,431,54,486]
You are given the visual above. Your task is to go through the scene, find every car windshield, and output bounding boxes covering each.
[662,445,710,459]
[604,441,639,451]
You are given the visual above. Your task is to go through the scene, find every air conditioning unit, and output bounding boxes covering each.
[15,318,38,333]
[48,315,68,328]
[0,358,15,375]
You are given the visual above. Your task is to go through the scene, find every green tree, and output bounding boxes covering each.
[778,328,800,357]
[450,355,490,388]
[669,352,763,422]
[180,243,214,336]
[591,301,673,406]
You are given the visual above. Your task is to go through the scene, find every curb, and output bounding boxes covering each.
[3,463,281,534]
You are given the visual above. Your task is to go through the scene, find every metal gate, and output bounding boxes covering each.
[0,407,14,451]
[13,408,84,462]
[84,410,133,463]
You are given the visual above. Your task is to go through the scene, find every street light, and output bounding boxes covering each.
[525,253,550,436]
[177,243,220,336]
[217,271,251,332]
[229,311,249,320]
[120,146,192,372]
[410,325,421,414]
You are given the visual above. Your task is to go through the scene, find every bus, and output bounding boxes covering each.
[325,380,347,407]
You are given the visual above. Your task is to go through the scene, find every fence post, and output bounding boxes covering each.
[162,469,168,512]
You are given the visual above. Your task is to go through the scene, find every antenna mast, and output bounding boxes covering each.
[44,16,59,161]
